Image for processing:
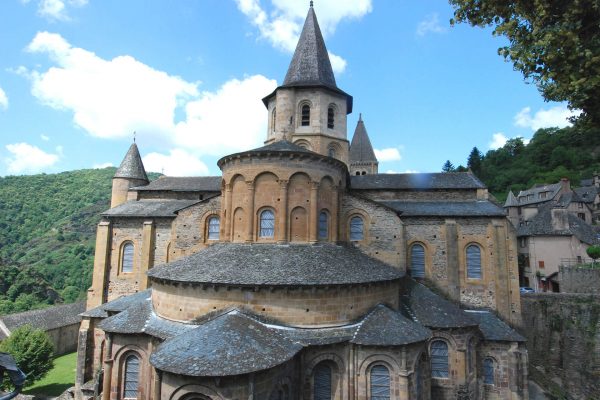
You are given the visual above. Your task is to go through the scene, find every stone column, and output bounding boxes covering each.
[493,221,511,321]
[139,220,155,290]
[309,182,319,243]
[223,183,232,241]
[331,186,339,242]
[277,180,289,243]
[88,220,112,309]
[102,333,113,400]
[246,180,255,242]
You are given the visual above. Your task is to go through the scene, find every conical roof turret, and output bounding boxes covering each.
[504,191,519,207]
[114,143,149,182]
[349,114,378,163]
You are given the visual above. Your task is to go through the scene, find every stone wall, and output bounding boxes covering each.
[521,293,600,399]
[559,265,600,294]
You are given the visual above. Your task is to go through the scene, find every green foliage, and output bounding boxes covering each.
[442,160,455,172]
[0,325,54,387]
[587,245,600,261]
[449,0,600,124]
[467,147,482,175]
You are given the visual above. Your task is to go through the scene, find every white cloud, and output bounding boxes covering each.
[40,134,50,141]
[93,162,113,169]
[328,52,347,74]
[374,147,402,162]
[5,142,60,174]
[0,87,7,110]
[514,105,579,131]
[489,132,507,150]
[143,149,209,176]
[36,0,88,21]
[416,14,446,37]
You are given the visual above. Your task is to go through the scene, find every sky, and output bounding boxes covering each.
[0,0,578,177]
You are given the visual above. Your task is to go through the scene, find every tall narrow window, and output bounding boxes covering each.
[313,363,331,400]
[207,216,220,240]
[122,242,134,273]
[328,146,336,158]
[466,244,482,279]
[318,211,328,240]
[327,106,334,129]
[431,340,449,378]
[272,107,276,132]
[410,244,425,278]
[370,365,390,400]
[483,358,495,385]
[123,354,140,399]
[349,216,364,241]
[259,209,275,238]
[301,104,310,126]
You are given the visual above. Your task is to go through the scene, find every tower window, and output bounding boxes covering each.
[328,147,335,158]
[483,358,495,385]
[207,216,220,240]
[370,365,390,399]
[431,340,449,378]
[301,104,310,126]
[466,244,482,279]
[327,106,334,129]
[123,354,140,399]
[121,242,134,273]
[410,243,425,278]
[318,211,328,240]
[349,216,364,241]
[272,107,276,132]
[259,209,275,238]
[313,362,332,400]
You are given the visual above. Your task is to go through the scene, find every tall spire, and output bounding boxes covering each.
[283,5,337,89]
[349,116,378,175]
[114,143,149,182]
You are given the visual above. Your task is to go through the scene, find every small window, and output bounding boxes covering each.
[123,354,140,399]
[540,192,546,199]
[538,260,545,268]
[466,244,482,279]
[483,358,495,385]
[122,242,134,273]
[301,104,310,126]
[431,340,449,378]
[259,210,275,238]
[410,244,425,278]
[519,237,527,248]
[207,216,220,240]
[578,212,586,220]
[579,202,584,209]
[272,107,276,132]
[327,106,334,129]
[355,171,360,176]
[313,363,331,400]
[318,211,328,240]
[349,216,364,241]
[370,365,390,399]
[328,147,335,158]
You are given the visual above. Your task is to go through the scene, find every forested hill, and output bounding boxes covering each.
[459,123,600,201]
[0,168,159,315]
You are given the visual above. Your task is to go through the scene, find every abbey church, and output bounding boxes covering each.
[76,4,528,400]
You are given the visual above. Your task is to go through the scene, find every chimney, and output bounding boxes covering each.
[551,208,569,231]
[560,177,571,193]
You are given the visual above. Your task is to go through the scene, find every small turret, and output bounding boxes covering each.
[111,143,149,208]
[349,114,378,175]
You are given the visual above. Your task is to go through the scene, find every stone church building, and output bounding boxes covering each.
[76,5,528,400]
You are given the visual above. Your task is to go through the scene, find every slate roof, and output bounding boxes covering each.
[81,289,151,318]
[114,143,148,181]
[504,191,519,207]
[132,176,221,192]
[465,311,525,342]
[515,183,562,206]
[349,115,378,164]
[0,301,84,338]
[351,304,431,346]
[150,310,303,377]
[400,278,477,329]
[350,173,486,190]
[380,200,505,217]
[101,200,200,218]
[517,205,599,245]
[147,243,404,287]
[574,186,599,204]
[273,323,359,346]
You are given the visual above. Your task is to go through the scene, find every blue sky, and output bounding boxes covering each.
[0,0,577,177]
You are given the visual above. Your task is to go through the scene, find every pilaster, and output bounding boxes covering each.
[139,220,155,290]
[309,182,319,243]
[246,181,255,242]
[277,180,289,243]
[88,220,112,309]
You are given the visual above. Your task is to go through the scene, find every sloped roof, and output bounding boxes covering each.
[0,301,84,336]
[148,243,403,287]
[465,311,525,342]
[504,191,519,207]
[132,176,221,192]
[101,200,200,218]
[351,304,431,346]
[82,289,151,318]
[350,173,486,190]
[114,143,148,182]
[574,186,598,204]
[517,205,599,245]
[349,116,378,164]
[516,183,561,206]
[380,200,505,217]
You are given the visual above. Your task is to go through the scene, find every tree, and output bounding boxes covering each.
[442,160,456,172]
[0,325,54,387]
[587,245,600,267]
[467,147,483,175]
[449,0,600,124]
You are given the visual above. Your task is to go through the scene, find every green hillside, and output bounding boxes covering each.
[0,168,159,314]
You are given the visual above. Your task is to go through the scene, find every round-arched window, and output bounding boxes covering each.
[121,242,134,273]
[410,243,425,278]
[370,365,390,399]
[349,216,364,241]
[207,216,220,240]
[318,211,328,240]
[313,362,332,400]
[466,244,482,279]
[431,340,449,378]
[301,104,310,126]
[259,209,275,238]
[123,354,140,399]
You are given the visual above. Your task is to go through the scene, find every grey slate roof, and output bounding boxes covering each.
[132,176,221,192]
[114,143,148,182]
[574,186,598,204]
[380,200,505,217]
[82,289,151,318]
[150,310,303,377]
[504,191,519,207]
[148,243,403,287]
[349,115,378,164]
[517,205,599,245]
[250,140,314,154]
[0,301,84,337]
[465,311,525,342]
[350,173,486,190]
[351,304,431,346]
[400,278,477,329]
[101,200,200,218]
[274,323,359,346]
[515,183,561,206]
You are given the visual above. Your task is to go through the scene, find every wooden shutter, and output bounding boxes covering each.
[313,363,332,400]
[410,244,425,278]
[466,245,482,279]
[370,365,390,399]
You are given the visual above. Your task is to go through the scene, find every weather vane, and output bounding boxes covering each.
[133,131,136,143]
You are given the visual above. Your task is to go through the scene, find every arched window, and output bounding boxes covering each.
[431,340,449,378]
[272,107,276,132]
[301,104,310,126]
[259,209,275,238]
[327,106,335,129]
[123,354,140,399]
[483,358,495,385]
[466,244,482,279]
[122,242,134,273]
[318,211,328,240]
[370,365,390,399]
[410,244,425,278]
[356,171,360,176]
[328,146,335,158]
[349,216,364,241]
[207,216,220,240]
[313,363,331,400]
